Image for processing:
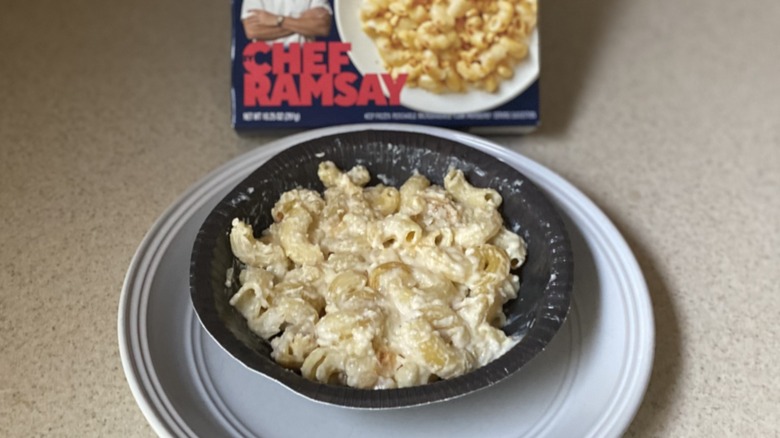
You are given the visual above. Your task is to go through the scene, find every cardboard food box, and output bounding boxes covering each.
[232,0,539,131]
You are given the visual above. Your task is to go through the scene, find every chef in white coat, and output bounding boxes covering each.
[241,0,333,44]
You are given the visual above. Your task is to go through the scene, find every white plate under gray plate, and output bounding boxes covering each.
[333,1,540,115]
[118,124,654,438]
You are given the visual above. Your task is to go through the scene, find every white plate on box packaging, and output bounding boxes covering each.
[333,1,540,115]
[119,124,654,438]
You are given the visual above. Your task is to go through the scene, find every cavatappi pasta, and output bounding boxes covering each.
[228,162,526,389]
[359,0,537,94]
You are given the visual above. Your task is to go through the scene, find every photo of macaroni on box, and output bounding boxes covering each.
[334,0,539,113]
[360,0,537,95]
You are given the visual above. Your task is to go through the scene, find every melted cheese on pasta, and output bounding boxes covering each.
[228,162,526,389]
[360,0,538,94]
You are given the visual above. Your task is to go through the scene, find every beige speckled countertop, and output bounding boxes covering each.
[1,0,778,436]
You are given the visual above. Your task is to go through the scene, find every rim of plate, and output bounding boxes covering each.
[118,123,654,438]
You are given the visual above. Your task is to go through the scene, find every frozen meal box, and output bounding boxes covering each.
[232,0,539,131]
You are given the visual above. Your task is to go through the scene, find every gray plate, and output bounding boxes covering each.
[119,124,654,438]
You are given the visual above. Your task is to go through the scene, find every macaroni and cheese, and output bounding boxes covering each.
[228,162,526,389]
[359,0,537,94]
